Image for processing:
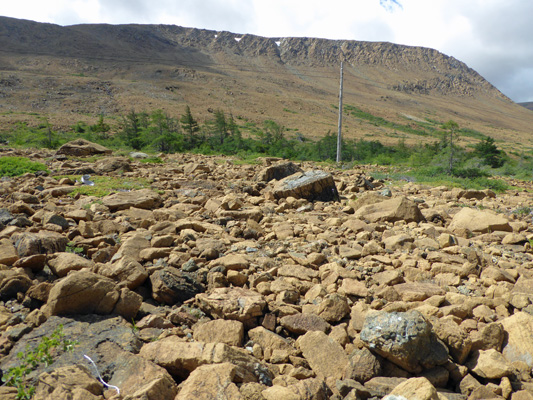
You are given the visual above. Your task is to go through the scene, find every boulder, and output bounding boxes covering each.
[95,156,132,173]
[448,207,512,234]
[255,161,303,182]
[150,267,204,305]
[353,196,425,223]
[0,269,33,300]
[270,170,340,202]
[344,347,383,383]
[98,256,148,289]
[262,378,330,400]
[102,189,162,211]
[465,349,513,379]
[56,138,112,156]
[360,310,449,373]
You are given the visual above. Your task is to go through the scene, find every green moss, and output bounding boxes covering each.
[0,157,48,177]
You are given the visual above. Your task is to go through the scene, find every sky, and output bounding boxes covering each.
[2,0,532,102]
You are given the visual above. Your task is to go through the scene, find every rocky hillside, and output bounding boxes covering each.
[1,143,533,399]
[1,17,533,149]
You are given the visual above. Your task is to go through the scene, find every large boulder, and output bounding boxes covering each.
[270,170,340,202]
[448,207,512,234]
[353,196,425,223]
[56,138,112,156]
[0,238,18,266]
[175,363,241,400]
[12,231,69,257]
[360,310,449,373]
[46,252,95,277]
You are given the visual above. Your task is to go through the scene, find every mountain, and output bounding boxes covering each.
[519,102,533,111]
[1,16,532,150]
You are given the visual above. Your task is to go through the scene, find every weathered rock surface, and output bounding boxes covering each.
[1,152,533,399]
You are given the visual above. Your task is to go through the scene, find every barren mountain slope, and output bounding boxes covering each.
[1,16,532,150]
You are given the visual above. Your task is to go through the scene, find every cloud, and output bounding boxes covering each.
[380,0,403,13]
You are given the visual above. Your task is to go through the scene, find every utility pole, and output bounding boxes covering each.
[336,61,344,164]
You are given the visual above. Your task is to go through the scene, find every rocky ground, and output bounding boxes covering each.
[1,141,533,400]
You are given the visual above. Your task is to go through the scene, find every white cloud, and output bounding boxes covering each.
[1,0,532,101]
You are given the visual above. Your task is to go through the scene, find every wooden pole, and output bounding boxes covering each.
[336,61,344,164]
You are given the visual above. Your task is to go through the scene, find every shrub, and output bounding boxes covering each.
[0,157,48,177]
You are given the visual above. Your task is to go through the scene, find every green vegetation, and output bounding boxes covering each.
[1,104,530,192]
[53,175,152,197]
[2,325,77,399]
[0,157,48,177]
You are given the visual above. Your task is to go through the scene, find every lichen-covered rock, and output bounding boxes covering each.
[270,170,340,201]
[360,310,449,373]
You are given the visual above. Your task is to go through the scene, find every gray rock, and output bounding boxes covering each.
[150,267,205,305]
[12,231,69,257]
[270,170,340,202]
[360,310,449,373]
[56,138,112,156]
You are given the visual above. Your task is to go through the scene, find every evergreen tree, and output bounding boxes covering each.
[180,105,199,148]
[474,136,505,168]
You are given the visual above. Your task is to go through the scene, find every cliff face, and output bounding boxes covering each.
[0,17,531,145]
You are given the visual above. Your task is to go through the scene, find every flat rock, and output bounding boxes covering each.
[0,238,18,266]
[386,377,440,400]
[270,170,340,202]
[12,231,68,257]
[465,349,513,379]
[102,188,162,211]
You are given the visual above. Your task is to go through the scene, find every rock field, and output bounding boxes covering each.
[1,143,533,400]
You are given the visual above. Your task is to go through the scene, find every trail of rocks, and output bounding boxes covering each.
[1,145,533,400]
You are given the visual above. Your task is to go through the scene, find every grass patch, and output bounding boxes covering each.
[0,157,48,177]
[54,175,152,197]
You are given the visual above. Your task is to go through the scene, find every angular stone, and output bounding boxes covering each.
[262,378,330,400]
[47,252,95,277]
[196,287,267,322]
[248,326,294,354]
[317,293,350,323]
[0,238,18,266]
[193,319,245,347]
[297,330,348,380]
[214,254,249,271]
[432,319,472,364]
[339,278,369,297]
[271,170,340,202]
[353,196,424,223]
[360,310,449,373]
[394,282,445,302]
[280,313,330,335]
